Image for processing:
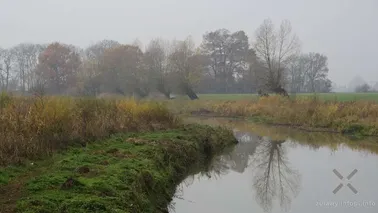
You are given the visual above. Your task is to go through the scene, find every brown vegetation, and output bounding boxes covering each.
[0,93,179,166]
[172,96,378,136]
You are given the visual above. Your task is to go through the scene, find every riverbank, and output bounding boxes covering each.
[0,124,237,213]
[184,116,378,155]
[167,96,378,136]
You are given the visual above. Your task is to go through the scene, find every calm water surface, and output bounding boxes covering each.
[170,117,378,213]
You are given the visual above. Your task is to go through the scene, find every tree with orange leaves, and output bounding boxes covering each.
[36,42,81,94]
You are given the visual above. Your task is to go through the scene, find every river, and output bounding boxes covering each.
[169,117,378,213]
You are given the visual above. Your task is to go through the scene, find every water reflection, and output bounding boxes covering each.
[249,137,300,212]
[171,117,378,213]
[223,131,301,212]
[225,131,260,173]
[173,131,301,213]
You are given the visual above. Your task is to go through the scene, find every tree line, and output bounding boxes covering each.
[0,19,332,99]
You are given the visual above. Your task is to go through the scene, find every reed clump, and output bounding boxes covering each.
[0,93,179,166]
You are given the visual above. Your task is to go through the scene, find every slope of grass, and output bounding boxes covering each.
[0,124,238,213]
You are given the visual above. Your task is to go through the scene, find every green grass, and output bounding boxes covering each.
[198,93,378,102]
[0,124,237,213]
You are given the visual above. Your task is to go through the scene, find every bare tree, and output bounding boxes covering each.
[305,52,329,93]
[144,38,172,98]
[287,53,331,93]
[287,55,309,93]
[254,19,300,95]
[0,48,17,92]
[0,48,4,90]
[168,37,207,100]
[12,43,44,93]
[13,44,28,93]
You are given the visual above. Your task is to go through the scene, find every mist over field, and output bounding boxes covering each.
[1,2,378,212]
[0,0,377,96]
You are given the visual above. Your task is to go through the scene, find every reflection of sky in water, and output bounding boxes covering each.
[170,120,378,213]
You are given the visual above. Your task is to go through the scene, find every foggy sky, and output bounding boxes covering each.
[0,0,377,85]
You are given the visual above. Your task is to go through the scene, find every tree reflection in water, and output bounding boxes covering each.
[171,131,301,213]
[250,137,301,213]
[214,132,301,212]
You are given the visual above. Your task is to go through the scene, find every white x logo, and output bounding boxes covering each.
[333,169,358,194]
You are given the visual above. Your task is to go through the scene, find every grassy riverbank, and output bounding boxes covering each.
[168,96,378,136]
[0,94,237,212]
[0,124,237,213]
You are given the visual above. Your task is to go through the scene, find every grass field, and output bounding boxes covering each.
[198,93,378,102]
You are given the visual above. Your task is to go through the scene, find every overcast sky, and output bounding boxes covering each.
[0,0,377,85]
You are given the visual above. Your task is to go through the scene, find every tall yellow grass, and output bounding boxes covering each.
[172,96,378,136]
[0,93,179,165]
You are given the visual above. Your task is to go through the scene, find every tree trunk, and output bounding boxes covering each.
[186,87,199,100]
[134,87,149,98]
[181,82,198,100]
[5,66,10,91]
[156,82,171,99]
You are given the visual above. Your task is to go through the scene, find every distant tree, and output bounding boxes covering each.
[238,49,262,93]
[315,78,333,93]
[287,55,308,93]
[372,82,378,92]
[144,38,172,98]
[305,53,329,92]
[85,40,120,62]
[132,38,144,51]
[100,44,147,96]
[355,83,371,93]
[77,40,120,96]
[12,43,45,93]
[169,37,208,100]
[348,76,366,92]
[36,42,82,94]
[286,52,331,93]
[0,48,15,91]
[0,47,4,90]
[201,29,250,93]
[253,19,300,95]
